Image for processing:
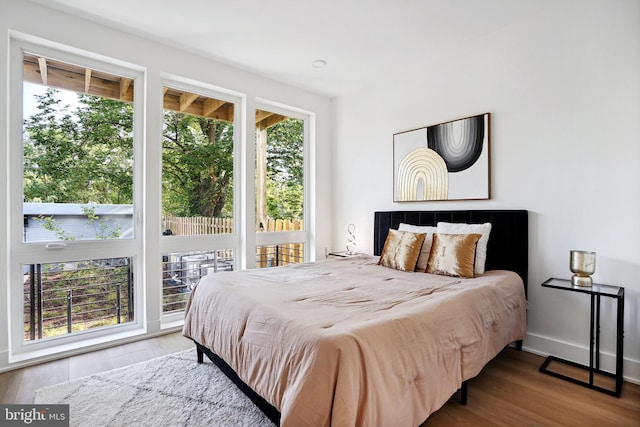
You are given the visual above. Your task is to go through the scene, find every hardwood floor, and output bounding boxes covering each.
[424,349,640,427]
[1,332,638,426]
[0,332,193,405]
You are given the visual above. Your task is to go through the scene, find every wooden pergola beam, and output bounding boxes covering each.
[119,78,132,100]
[255,110,274,123]
[179,92,199,112]
[257,113,287,129]
[37,57,47,85]
[23,60,135,102]
[84,69,92,93]
[22,55,288,127]
[203,98,225,117]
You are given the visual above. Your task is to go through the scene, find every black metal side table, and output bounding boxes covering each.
[539,278,624,397]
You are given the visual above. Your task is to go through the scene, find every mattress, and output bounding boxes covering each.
[182,254,526,426]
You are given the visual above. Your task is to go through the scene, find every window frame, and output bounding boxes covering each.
[253,99,315,265]
[4,34,318,362]
[8,35,146,360]
[159,75,245,326]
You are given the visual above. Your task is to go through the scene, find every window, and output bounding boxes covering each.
[24,257,133,341]
[7,36,316,360]
[161,87,235,235]
[9,39,144,352]
[160,82,240,318]
[22,54,134,243]
[255,106,309,267]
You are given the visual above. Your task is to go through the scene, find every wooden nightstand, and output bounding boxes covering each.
[539,278,624,397]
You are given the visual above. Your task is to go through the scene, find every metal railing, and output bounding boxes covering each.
[161,245,304,313]
[23,245,306,338]
[162,250,234,313]
[23,257,133,341]
[256,244,305,268]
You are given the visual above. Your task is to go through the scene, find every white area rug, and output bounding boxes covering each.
[34,348,275,427]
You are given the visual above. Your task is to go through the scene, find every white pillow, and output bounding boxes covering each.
[398,223,437,272]
[436,222,492,275]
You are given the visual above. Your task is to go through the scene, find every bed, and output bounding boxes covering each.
[182,209,528,426]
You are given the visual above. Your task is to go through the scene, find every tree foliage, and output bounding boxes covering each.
[23,88,305,223]
[34,206,122,240]
[23,88,134,204]
[265,118,304,220]
[162,112,234,217]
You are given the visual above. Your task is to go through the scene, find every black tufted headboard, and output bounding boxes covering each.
[374,210,528,290]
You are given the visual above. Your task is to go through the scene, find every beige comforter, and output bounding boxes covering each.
[182,255,526,427]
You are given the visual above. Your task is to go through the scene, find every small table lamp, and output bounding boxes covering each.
[570,250,596,287]
[346,224,357,255]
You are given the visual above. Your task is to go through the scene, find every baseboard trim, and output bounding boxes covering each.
[524,332,640,385]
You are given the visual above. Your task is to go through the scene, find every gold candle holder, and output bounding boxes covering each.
[570,250,596,287]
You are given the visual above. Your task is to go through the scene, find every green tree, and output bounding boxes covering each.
[23,88,303,223]
[23,88,133,205]
[162,112,234,217]
[74,95,134,204]
[265,118,304,219]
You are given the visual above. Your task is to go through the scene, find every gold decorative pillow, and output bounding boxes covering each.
[426,233,482,278]
[398,223,437,271]
[436,222,492,275]
[378,229,426,272]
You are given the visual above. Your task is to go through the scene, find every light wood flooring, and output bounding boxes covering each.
[1,332,638,426]
[0,332,194,405]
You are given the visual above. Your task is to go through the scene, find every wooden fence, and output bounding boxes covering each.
[163,216,233,235]
[161,216,304,268]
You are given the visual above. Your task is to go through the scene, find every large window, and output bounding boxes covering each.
[255,107,308,267]
[160,82,239,317]
[10,41,144,352]
[161,87,234,235]
[7,37,315,361]
[22,54,134,243]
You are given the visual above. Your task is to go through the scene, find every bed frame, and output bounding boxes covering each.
[195,343,282,424]
[194,209,528,425]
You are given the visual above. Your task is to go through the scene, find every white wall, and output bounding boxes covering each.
[333,0,640,382]
[0,0,333,370]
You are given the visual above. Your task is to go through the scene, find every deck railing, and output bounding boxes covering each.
[23,216,306,339]
[162,216,305,269]
[23,257,133,341]
[162,249,234,313]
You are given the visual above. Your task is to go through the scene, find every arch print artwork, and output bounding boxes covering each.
[393,113,490,201]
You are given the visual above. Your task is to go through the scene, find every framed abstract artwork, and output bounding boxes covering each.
[393,113,490,202]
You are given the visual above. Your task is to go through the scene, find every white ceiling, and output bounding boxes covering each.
[32,0,561,97]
